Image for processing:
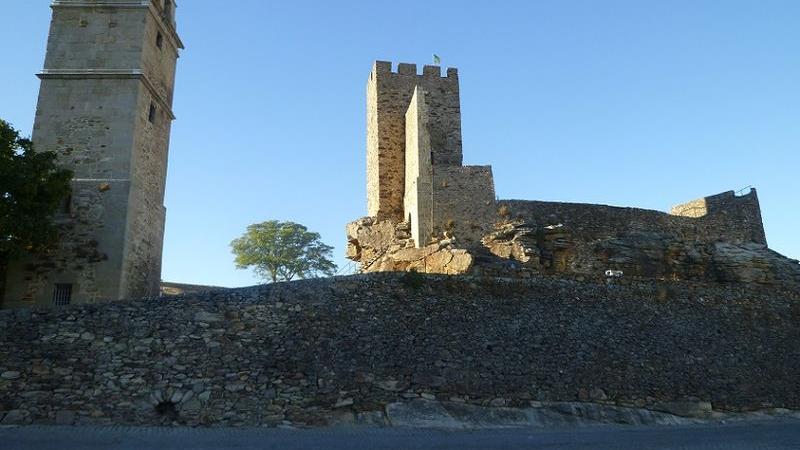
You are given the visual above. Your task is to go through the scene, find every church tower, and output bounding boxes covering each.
[2,0,183,308]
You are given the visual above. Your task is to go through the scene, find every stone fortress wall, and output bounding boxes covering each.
[1,274,799,426]
[347,61,799,286]
[2,1,182,309]
[368,62,463,222]
[505,188,766,246]
[490,188,793,283]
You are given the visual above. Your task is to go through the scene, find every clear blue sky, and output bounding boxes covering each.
[3,1,798,287]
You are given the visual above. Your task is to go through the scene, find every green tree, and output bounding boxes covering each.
[0,120,73,302]
[231,220,337,283]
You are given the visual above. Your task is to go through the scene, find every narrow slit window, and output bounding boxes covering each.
[52,284,73,306]
[148,103,157,123]
[156,32,163,49]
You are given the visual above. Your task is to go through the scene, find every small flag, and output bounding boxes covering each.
[433,54,441,65]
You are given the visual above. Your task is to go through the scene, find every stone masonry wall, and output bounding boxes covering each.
[1,274,799,427]
[404,86,433,247]
[670,189,766,245]
[432,166,496,246]
[120,81,172,299]
[41,6,145,72]
[501,188,766,247]
[3,78,141,307]
[3,1,181,307]
[478,189,789,283]
[367,61,461,221]
[118,2,179,299]
[140,1,181,107]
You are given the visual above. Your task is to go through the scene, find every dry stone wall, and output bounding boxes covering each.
[501,189,766,246]
[1,274,799,427]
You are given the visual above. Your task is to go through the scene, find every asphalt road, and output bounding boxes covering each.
[2,421,799,450]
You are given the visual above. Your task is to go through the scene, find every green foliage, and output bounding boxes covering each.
[0,119,72,260]
[230,220,336,283]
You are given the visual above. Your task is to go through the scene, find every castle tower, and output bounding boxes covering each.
[366,61,463,222]
[2,0,183,308]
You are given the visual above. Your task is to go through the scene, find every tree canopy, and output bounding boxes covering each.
[231,220,336,283]
[0,119,72,259]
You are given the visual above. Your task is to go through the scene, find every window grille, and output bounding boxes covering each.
[52,284,72,306]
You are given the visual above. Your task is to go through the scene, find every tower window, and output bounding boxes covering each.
[148,103,157,123]
[156,32,163,49]
[52,284,73,306]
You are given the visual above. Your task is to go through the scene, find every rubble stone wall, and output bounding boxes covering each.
[669,189,766,244]
[1,274,799,427]
[500,188,766,246]
[433,166,496,245]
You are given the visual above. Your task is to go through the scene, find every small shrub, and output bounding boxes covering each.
[498,204,510,219]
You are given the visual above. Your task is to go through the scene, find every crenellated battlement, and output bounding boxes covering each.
[367,60,463,221]
[372,61,458,80]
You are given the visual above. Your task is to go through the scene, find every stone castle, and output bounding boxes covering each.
[2,0,182,308]
[347,61,800,285]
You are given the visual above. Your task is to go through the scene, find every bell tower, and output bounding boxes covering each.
[2,0,183,308]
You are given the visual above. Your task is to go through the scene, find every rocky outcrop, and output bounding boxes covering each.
[346,217,474,274]
[347,211,800,290]
[480,220,800,287]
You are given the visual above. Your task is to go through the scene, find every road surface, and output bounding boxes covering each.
[1,420,799,449]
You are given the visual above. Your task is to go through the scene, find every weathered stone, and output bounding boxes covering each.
[0,273,798,427]
[1,371,21,380]
[55,410,75,425]
[1,410,29,425]
[348,63,796,290]
[375,380,405,392]
[225,383,245,392]
[654,401,713,418]
[442,401,529,428]
[334,398,354,408]
[590,388,609,402]
[386,399,466,429]
[1,0,182,308]
[194,311,222,323]
[180,399,202,413]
